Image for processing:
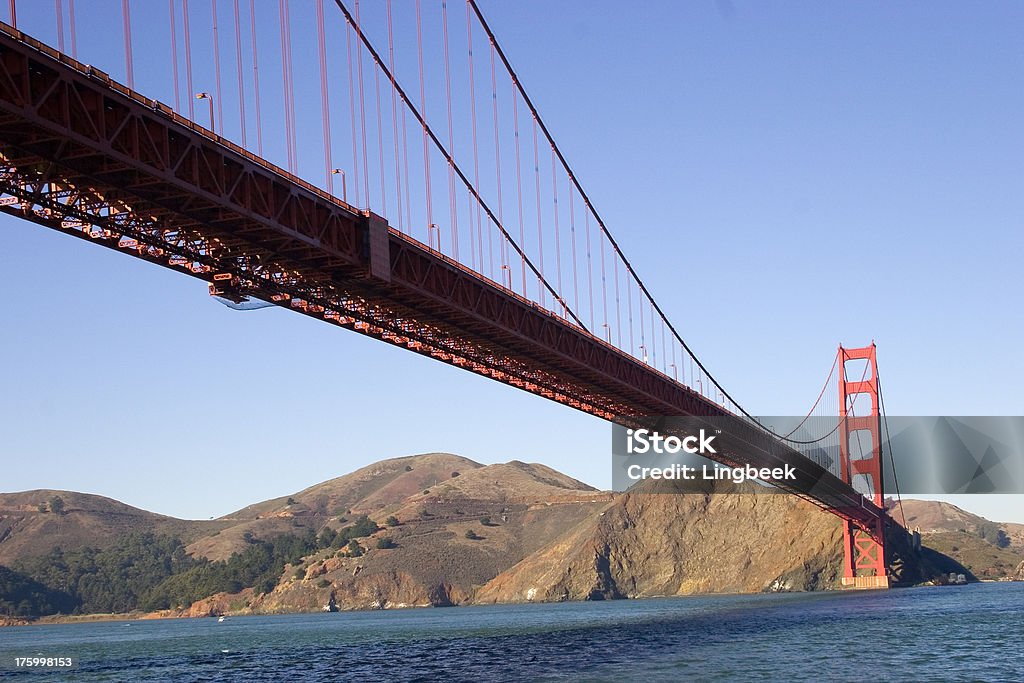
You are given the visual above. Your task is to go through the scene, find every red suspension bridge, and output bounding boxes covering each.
[0,1,898,588]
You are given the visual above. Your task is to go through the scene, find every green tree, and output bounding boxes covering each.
[464,530,480,540]
[376,538,397,549]
[384,516,400,527]
[346,540,364,557]
[0,565,74,617]
[48,496,65,516]
[317,528,338,549]
[335,515,379,543]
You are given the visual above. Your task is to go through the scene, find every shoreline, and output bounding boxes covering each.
[7,578,1010,628]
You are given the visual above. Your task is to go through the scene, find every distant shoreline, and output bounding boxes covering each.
[9,579,1021,628]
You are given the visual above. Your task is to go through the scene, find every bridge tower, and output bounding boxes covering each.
[838,343,889,588]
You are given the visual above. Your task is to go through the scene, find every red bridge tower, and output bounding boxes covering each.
[838,344,889,589]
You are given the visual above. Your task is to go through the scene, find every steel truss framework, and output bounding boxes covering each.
[0,23,888,535]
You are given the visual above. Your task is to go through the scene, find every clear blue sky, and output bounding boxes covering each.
[1,1,1022,522]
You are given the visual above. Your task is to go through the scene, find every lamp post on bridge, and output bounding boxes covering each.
[195,92,214,133]
[331,169,347,204]
[500,264,511,290]
[427,223,439,251]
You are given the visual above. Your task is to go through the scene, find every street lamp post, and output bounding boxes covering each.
[195,92,214,133]
[331,169,347,203]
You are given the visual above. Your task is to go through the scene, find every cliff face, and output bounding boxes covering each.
[250,484,853,614]
[476,489,844,604]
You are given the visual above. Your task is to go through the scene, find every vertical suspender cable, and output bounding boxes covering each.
[169,0,181,112]
[212,0,224,133]
[650,302,657,368]
[354,0,370,207]
[488,40,504,271]
[442,0,459,259]
[278,1,292,169]
[550,146,563,315]
[183,0,194,120]
[287,7,298,169]
[7,0,14,28]
[639,294,645,361]
[660,320,666,374]
[344,16,361,207]
[55,0,65,53]
[122,0,134,89]
[627,278,634,355]
[374,66,387,217]
[614,252,621,347]
[585,210,594,329]
[600,230,608,336]
[68,0,77,57]
[316,0,333,195]
[248,0,263,156]
[569,187,578,314]
[512,87,525,295]
[402,107,411,230]
[233,0,247,148]
[672,328,678,381]
[386,0,404,231]
[279,1,297,171]
[466,2,484,273]
[532,117,545,307]
[415,0,434,243]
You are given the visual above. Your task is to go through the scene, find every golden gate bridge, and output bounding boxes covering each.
[0,0,900,588]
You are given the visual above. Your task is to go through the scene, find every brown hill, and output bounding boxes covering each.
[186,453,605,561]
[1,457,995,620]
[188,453,487,560]
[888,499,1024,579]
[0,490,227,565]
[891,499,1023,544]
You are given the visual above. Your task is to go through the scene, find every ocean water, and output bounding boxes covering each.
[1,583,1021,682]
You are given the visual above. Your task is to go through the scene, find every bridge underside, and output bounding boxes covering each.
[0,24,888,536]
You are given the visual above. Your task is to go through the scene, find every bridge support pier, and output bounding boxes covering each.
[838,344,889,589]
